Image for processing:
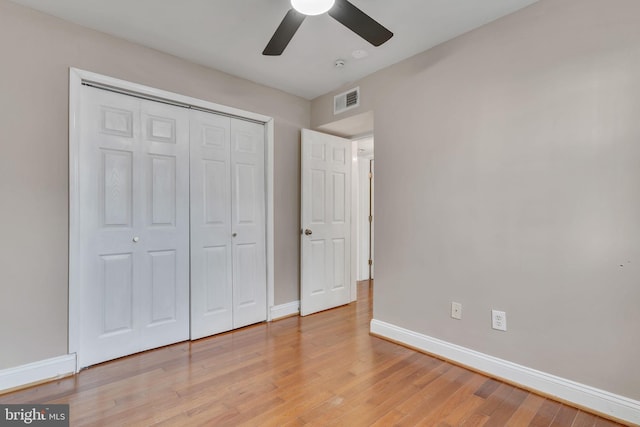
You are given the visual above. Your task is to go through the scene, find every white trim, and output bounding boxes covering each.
[68,70,82,360]
[70,68,272,123]
[69,68,275,368]
[370,319,640,426]
[270,301,300,320]
[0,355,76,393]
[266,119,275,321]
[350,141,359,302]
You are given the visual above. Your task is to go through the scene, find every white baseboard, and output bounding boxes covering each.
[270,301,300,320]
[0,355,76,393]
[370,319,640,426]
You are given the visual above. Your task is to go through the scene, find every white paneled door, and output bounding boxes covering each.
[189,112,233,338]
[229,119,267,328]
[78,86,190,368]
[300,129,352,316]
[190,111,266,339]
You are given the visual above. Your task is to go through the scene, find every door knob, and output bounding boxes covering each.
[304,229,313,236]
[132,236,140,243]
[232,232,237,237]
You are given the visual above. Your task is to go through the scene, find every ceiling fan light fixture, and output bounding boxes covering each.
[291,0,335,16]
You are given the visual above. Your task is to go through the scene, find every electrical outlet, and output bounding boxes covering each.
[492,310,507,331]
[451,302,462,320]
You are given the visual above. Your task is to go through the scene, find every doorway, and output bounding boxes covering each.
[314,111,375,302]
[355,137,374,282]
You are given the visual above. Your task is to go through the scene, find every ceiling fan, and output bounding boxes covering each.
[263,0,393,56]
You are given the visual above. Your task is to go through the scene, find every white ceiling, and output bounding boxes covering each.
[10,0,538,100]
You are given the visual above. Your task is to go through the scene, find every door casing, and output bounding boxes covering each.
[68,68,275,370]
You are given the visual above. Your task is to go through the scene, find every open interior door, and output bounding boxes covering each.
[300,129,352,316]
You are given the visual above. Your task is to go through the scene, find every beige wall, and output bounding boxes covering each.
[0,0,307,369]
[312,0,640,400]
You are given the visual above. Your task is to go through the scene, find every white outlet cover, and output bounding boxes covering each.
[451,302,462,320]
[492,309,507,331]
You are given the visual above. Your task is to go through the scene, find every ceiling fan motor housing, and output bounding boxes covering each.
[291,0,336,16]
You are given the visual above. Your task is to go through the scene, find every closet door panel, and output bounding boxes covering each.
[139,99,190,342]
[190,111,233,339]
[190,112,267,338]
[78,87,189,368]
[231,119,267,329]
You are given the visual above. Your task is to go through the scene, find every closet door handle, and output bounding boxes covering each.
[232,232,237,237]
[304,229,313,236]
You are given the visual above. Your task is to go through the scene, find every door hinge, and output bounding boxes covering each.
[369,172,373,179]
[368,215,373,223]
[368,259,373,266]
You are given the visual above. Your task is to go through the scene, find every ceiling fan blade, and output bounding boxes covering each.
[328,0,393,47]
[263,9,306,56]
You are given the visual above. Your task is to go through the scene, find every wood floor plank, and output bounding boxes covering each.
[571,410,598,427]
[379,363,454,425]
[413,373,488,426]
[530,398,563,427]
[475,378,502,399]
[505,392,547,426]
[395,368,477,426]
[0,281,628,426]
[237,390,335,427]
[296,355,426,424]
[551,404,579,427]
[440,394,487,426]
[474,383,518,419]
[460,412,491,427]
[483,386,529,426]
[594,417,630,427]
[370,408,406,426]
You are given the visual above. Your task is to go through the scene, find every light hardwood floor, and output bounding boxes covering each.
[0,281,628,426]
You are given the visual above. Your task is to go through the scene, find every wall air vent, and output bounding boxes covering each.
[334,87,360,115]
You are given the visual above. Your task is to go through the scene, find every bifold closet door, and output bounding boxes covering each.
[229,119,267,329]
[78,86,190,368]
[190,110,267,339]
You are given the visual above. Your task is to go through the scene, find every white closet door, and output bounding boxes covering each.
[190,112,266,338]
[189,111,233,339]
[78,86,190,368]
[230,119,267,329]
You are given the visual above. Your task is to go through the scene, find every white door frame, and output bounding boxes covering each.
[350,140,359,301]
[68,68,275,370]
